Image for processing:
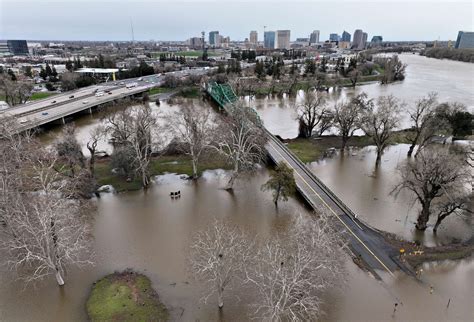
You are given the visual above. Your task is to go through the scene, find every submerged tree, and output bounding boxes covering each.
[393,147,471,231]
[86,125,105,175]
[0,122,94,286]
[106,105,157,188]
[261,161,296,206]
[405,92,450,157]
[55,124,85,177]
[296,91,332,138]
[188,220,253,309]
[213,103,267,190]
[166,104,215,179]
[333,92,372,151]
[245,212,347,321]
[360,95,402,167]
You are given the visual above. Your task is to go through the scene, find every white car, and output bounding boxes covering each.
[95,92,104,97]
[82,101,89,104]
[137,77,143,81]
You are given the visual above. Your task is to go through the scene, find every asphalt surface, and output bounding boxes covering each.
[2,67,215,132]
[265,133,404,279]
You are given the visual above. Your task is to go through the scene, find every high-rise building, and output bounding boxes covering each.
[352,29,363,49]
[455,31,474,49]
[209,31,219,47]
[371,36,383,47]
[309,30,320,44]
[6,40,28,55]
[341,31,351,42]
[276,30,291,49]
[361,32,368,49]
[188,37,203,49]
[264,31,276,49]
[329,33,340,42]
[250,30,258,45]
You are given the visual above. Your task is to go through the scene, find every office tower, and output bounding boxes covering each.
[341,30,351,42]
[209,31,219,46]
[309,30,320,44]
[352,29,363,49]
[455,31,474,49]
[361,32,368,49]
[276,30,291,49]
[264,31,276,49]
[329,33,340,42]
[250,30,258,45]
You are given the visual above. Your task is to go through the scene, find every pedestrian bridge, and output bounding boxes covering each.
[206,82,406,279]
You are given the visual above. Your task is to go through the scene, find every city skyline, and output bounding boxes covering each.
[1,0,472,41]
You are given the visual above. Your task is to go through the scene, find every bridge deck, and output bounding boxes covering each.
[266,133,401,278]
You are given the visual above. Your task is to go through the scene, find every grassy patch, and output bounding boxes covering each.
[86,271,168,322]
[286,136,374,163]
[149,87,173,95]
[177,86,201,98]
[95,154,230,192]
[30,92,57,101]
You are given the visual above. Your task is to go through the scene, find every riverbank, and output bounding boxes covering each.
[380,230,474,271]
[284,132,411,163]
[95,153,231,192]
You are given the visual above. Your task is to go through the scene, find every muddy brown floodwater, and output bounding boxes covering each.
[0,54,472,321]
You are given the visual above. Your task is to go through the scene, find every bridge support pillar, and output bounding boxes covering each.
[88,107,92,115]
[61,117,66,125]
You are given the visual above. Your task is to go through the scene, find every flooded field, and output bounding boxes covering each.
[0,54,472,321]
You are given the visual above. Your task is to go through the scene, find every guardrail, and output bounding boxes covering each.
[265,129,362,223]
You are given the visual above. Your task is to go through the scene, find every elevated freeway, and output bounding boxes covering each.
[3,67,215,133]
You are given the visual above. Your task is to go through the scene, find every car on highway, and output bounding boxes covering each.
[69,95,74,99]
[42,112,48,116]
[20,120,28,124]
[51,100,57,104]
[95,92,104,97]
[108,92,113,94]
[82,101,88,104]
[119,82,125,85]
[137,77,143,81]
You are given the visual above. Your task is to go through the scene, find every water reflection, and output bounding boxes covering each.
[308,144,472,245]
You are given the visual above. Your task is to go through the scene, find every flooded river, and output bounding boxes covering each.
[254,53,474,139]
[1,171,472,321]
[0,54,472,321]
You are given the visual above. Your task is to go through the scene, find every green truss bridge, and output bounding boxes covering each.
[206,82,239,110]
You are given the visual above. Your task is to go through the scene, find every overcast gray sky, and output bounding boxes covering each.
[1,0,472,41]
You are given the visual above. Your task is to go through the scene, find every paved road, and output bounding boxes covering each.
[2,67,215,132]
[266,133,404,279]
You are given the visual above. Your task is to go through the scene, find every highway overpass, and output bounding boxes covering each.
[2,67,214,133]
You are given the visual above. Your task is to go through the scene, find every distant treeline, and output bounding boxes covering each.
[422,48,474,63]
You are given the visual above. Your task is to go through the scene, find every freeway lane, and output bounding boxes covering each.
[266,134,403,279]
[3,67,216,133]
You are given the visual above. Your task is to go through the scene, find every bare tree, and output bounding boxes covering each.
[106,105,158,188]
[213,103,267,190]
[406,92,450,157]
[166,104,215,179]
[86,125,105,175]
[0,128,94,286]
[297,91,332,138]
[188,219,253,308]
[360,95,402,167]
[0,75,33,106]
[245,213,346,321]
[54,124,85,177]
[393,147,471,231]
[333,92,372,151]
